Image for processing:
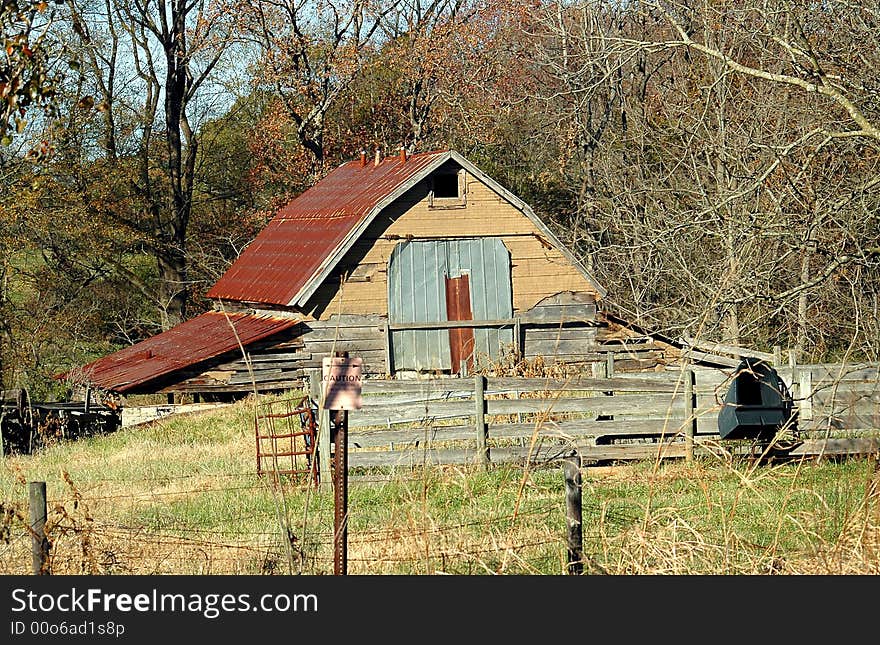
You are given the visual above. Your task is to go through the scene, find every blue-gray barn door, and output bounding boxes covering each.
[387,238,513,372]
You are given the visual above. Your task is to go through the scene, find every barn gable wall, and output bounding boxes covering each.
[302,168,599,321]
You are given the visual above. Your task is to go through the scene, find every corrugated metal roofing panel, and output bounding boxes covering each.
[74,311,300,393]
[451,238,513,366]
[207,150,449,307]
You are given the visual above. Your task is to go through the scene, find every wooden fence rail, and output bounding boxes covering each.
[304,362,880,470]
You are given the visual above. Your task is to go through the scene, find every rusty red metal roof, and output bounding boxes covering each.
[72,311,300,393]
[207,150,450,307]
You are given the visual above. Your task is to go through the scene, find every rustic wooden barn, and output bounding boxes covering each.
[67,149,732,402]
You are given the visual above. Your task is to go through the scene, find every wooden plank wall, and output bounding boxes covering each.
[165,309,696,395]
[156,326,307,395]
[342,370,726,468]
[160,316,389,395]
[785,363,880,433]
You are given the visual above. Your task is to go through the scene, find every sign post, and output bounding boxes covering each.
[321,353,363,575]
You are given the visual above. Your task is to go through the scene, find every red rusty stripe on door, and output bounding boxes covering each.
[445,274,475,374]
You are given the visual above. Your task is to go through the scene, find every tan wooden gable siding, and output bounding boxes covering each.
[304,172,597,320]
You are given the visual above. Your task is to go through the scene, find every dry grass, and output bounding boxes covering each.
[1,392,879,575]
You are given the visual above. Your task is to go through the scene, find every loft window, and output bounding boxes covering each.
[429,170,466,208]
[433,173,459,198]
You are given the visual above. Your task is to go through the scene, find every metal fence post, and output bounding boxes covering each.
[332,406,349,575]
[330,351,350,576]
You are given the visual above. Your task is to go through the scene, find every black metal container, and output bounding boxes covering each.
[718,357,797,440]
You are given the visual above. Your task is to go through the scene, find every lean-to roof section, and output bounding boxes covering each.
[71,311,300,393]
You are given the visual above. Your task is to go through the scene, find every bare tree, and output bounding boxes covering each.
[523,1,880,361]
[61,0,236,329]
[241,0,399,179]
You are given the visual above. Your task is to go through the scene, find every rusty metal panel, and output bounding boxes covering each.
[75,312,300,393]
[207,151,448,307]
[388,239,512,372]
[445,274,475,372]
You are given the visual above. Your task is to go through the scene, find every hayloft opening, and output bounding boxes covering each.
[433,173,459,199]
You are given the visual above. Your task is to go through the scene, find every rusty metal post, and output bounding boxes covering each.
[332,351,349,575]
[332,409,348,575]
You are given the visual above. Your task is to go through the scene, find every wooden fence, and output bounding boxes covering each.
[305,362,880,471]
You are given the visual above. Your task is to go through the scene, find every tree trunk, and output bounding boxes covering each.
[157,246,187,330]
[157,0,193,329]
[796,250,811,360]
[723,215,741,347]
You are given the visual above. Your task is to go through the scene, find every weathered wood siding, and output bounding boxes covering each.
[303,167,599,320]
[329,367,879,469]
[155,326,307,395]
[159,316,389,394]
[159,307,703,393]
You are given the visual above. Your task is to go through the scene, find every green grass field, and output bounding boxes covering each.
[1,394,878,575]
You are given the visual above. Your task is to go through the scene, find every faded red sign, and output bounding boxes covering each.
[321,356,363,411]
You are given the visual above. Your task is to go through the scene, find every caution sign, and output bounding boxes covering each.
[321,356,363,411]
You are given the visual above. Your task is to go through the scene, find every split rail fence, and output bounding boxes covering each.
[300,361,880,472]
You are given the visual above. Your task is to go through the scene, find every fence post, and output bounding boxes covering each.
[29,481,49,575]
[605,351,615,378]
[685,369,696,462]
[563,455,583,575]
[788,350,799,418]
[309,369,332,491]
[799,369,813,421]
[513,318,522,361]
[474,375,489,471]
[383,322,393,377]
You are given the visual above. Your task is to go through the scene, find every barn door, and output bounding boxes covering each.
[445,273,475,374]
[388,238,512,372]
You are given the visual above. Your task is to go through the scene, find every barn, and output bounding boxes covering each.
[68,148,731,403]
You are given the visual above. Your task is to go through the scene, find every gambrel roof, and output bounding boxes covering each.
[207,149,606,308]
[64,150,606,394]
